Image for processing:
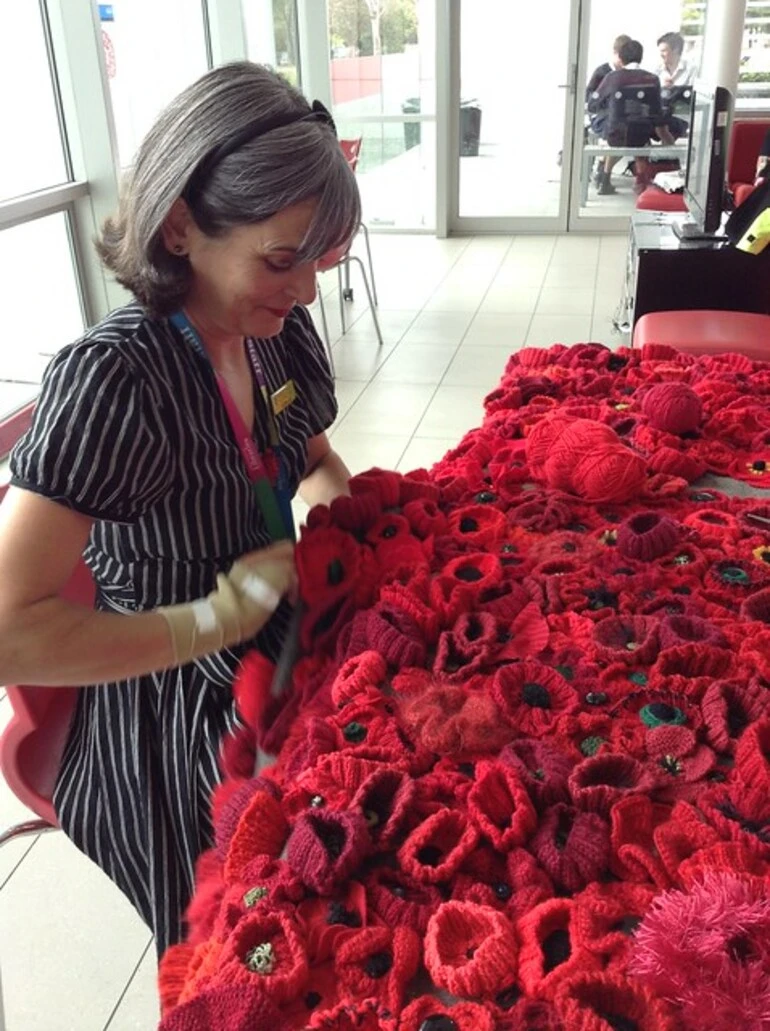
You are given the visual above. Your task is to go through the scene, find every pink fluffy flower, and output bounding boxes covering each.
[629,872,770,1030]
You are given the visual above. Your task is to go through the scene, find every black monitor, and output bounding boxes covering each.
[678,82,732,237]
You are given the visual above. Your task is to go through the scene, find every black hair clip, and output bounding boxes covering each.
[309,99,337,135]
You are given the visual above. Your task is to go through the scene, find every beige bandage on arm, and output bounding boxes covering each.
[158,571,282,667]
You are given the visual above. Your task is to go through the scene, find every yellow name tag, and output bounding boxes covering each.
[271,379,297,415]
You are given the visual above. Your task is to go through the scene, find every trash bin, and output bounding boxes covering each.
[402,97,421,150]
[460,99,482,157]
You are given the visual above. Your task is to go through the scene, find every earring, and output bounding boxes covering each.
[173,244,186,255]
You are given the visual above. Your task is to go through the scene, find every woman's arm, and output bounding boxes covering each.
[0,488,175,686]
[298,432,351,509]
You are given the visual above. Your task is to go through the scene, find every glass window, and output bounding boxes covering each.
[244,0,301,88]
[738,0,770,110]
[327,0,436,229]
[579,1,699,219]
[0,2,69,201]
[0,213,85,419]
[99,1,210,167]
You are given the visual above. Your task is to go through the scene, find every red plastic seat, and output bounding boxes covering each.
[632,309,770,360]
[0,557,94,829]
[635,187,687,212]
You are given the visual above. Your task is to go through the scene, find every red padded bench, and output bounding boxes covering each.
[633,309,770,360]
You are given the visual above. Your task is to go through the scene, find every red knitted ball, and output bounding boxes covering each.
[571,444,647,504]
[544,420,619,491]
[642,382,703,435]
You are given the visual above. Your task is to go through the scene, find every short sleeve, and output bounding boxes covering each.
[285,306,338,436]
[10,341,171,523]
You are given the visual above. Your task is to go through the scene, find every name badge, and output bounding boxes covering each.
[271,379,296,415]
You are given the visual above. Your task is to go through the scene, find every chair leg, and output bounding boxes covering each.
[315,282,335,377]
[337,265,347,334]
[347,254,384,348]
[0,818,56,848]
[359,222,378,307]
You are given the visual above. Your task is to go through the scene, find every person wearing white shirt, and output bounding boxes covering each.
[656,31,696,88]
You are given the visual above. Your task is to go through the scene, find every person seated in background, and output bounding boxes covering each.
[656,31,695,89]
[656,31,695,139]
[756,127,770,183]
[588,39,675,196]
[585,34,631,103]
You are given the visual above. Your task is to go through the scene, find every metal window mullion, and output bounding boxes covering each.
[296,0,332,108]
[206,0,248,66]
[46,0,126,324]
[0,182,88,232]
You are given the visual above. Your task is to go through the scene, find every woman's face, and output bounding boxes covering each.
[180,198,329,340]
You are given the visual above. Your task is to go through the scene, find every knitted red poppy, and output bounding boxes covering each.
[342,602,428,670]
[653,800,722,882]
[517,896,600,999]
[568,754,658,817]
[424,900,519,998]
[591,616,659,666]
[500,738,575,810]
[572,881,656,965]
[402,497,448,539]
[700,678,770,754]
[529,803,611,893]
[286,809,372,895]
[467,761,538,851]
[645,725,715,801]
[328,491,382,534]
[350,764,415,849]
[399,997,497,1031]
[378,577,441,644]
[398,807,480,884]
[211,909,308,1005]
[554,970,677,1030]
[616,511,681,561]
[492,662,578,736]
[734,717,770,807]
[303,998,397,1031]
[334,925,421,1012]
[158,982,288,1031]
[222,788,289,885]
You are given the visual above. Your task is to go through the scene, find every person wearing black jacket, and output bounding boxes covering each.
[585,34,632,103]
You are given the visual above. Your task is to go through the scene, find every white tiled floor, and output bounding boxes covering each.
[0,230,629,1030]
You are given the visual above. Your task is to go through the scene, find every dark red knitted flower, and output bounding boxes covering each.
[701,678,770,754]
[158,983,288,1031]
[568,754,658,817]
[286,809,371,895]
[492,662,578,736]
[500,737,575,810]
[572,880,656,965]
[530,803,611,893]
[591,615,659,666]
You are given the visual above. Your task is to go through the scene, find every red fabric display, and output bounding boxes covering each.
[162,341,770,1028]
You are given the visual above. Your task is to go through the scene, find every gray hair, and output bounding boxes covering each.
[98,62,361,316]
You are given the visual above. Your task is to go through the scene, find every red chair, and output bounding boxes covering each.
[636,187,687,213]
[728,120,770,203]
[0,555,93,844]
[632,309,770,360]
[316,137,383,361]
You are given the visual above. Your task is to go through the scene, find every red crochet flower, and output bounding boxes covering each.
[295,880,367,965]
[424,900,519,998]
[573,881,656,966]
[492,662,578,736]
[365,866,444,934]
[158,983,287,1031]
[286,808,372,895]
[398,808,480,884]
[334,925,421,1012]
[568,754,658,817]
[303,999,396,1030]
[517,897,600,999]
[608,794,673,888]
[645,724,716,800]
[399,997,497,1031]
[554,970,677,1030]
[467,761,538,851]
[212,909,308,1005]
[529,803,611,893]
[398,673,512,756]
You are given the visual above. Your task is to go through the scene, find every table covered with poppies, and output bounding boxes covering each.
[158,342,770,1031]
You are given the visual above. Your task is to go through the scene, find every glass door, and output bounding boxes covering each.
[569,0,704,230]
[448,0,582,232]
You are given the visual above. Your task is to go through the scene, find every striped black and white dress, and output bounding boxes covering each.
[10,302,337,954]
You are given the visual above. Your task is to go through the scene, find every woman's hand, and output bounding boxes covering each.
[229,540,298,606]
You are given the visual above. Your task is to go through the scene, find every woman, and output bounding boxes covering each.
[0,62,357,953]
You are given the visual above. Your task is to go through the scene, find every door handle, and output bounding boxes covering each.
[557,62,578,95]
